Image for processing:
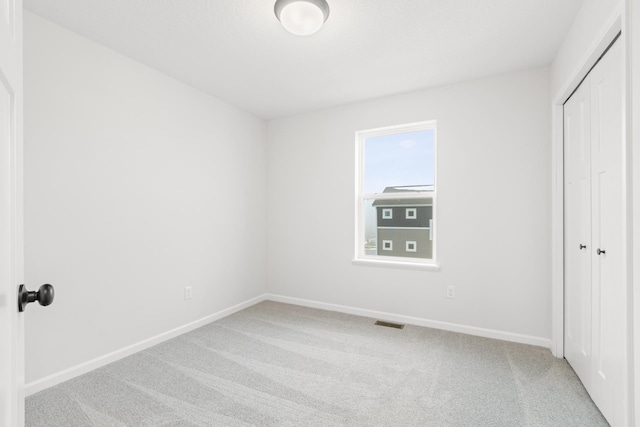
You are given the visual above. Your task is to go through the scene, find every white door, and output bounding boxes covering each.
[563,73,592,392]
[563,37,626,426]
[0,0,24,426]
[588,38,625,425]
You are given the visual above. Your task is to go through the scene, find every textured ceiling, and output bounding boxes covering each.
[24,0,583,119]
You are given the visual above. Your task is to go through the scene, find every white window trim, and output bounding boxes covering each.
[406,241,417,252]
[352,258,440,271]
[382,240,393,251]
[382,208,393,219]
[377,226,429,230]
[353,120,438,268]
[406,208,417,219]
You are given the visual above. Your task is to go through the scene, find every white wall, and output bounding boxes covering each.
[23,12,267,384]
[550,0,623,98]
[267,68,551,343]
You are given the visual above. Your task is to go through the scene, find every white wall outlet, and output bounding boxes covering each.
[446,285,455,299]
[184,286,193,300]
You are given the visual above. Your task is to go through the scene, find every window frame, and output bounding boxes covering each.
[353,120,438,269]
[406,241,417,252]
[382,208,393,219]
[405,208,417,219]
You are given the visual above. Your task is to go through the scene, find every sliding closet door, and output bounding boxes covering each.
[588,38,624,425]
[563,77,592,392]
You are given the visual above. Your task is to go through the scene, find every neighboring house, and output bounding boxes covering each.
[372,186,433,259]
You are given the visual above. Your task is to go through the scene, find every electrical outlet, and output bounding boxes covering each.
[184,286,193,300]
[446,286,455,299]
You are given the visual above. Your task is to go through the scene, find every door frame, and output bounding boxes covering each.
[630,0,640,423]
[0,0,24,425]
[550,7,633,425]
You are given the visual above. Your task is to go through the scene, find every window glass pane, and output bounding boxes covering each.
[364,199,377,255]
[364,197,433,259]
[356,121,436,266]
[363,129,435,194]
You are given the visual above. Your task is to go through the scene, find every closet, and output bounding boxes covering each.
[563,37,626,425]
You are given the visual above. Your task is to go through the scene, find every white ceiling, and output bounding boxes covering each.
[24,0,583,119]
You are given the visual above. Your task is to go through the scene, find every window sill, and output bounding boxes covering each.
[351,258,440,271]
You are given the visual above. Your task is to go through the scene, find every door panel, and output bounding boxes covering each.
[589,38,624,426]
[564,77,591,391]
[0,0,14,35]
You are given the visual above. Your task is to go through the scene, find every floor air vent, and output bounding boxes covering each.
[374,320,405,329]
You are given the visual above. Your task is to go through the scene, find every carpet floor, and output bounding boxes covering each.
[26,301,608,426]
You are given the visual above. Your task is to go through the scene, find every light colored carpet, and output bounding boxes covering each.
[26,301,608,426]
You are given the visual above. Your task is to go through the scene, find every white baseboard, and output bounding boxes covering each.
[25,294,268,396]
[265,294,552,349]
[27,292,552,396]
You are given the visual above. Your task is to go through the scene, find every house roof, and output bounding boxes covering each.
[371,186,433,207]
[378,185,433,192]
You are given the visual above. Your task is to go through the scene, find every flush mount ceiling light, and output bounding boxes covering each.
[274,0,330,36]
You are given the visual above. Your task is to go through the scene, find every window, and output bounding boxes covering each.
[354,120,436,267]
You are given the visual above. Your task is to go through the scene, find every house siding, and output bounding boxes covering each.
[376,206,432,228]
[377,228,432,258]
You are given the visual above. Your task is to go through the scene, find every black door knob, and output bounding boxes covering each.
[579,244,587,250]
[18,284,55,312]
[597,248,606,255]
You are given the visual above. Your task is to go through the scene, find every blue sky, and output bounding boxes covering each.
[363,129,435,194]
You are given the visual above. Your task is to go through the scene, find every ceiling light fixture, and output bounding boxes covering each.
[274,0,330,36]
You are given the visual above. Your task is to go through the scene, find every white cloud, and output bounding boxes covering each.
[398,139,417,149]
